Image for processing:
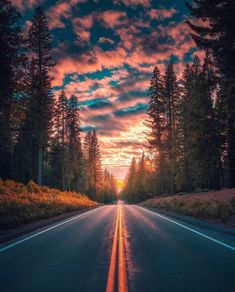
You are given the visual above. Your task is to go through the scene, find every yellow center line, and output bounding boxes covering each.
[106,205,128,292]
[118,205,128,292]
[106,206,120,292]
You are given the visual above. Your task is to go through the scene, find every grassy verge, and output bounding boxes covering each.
[0,179,97,230]
[141,189,235,223]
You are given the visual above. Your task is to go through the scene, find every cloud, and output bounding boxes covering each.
[113,103,148,117]
[97,10,127,28]
[53,45,127,86]
[90,114,112,122]
[114,0,151,8]
[98,37,115,45]
[47,0,87,29]
[148,8,177,20]
[11,0,45,12]
[87,99,113,110]
[73,14,93,29]
[72,14,94,42]
[47,2,71,29]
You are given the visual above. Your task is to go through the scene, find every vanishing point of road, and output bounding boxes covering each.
[1,202,235,292]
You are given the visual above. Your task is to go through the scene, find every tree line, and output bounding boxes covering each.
[121,0,235,202]
[0,1,117,202]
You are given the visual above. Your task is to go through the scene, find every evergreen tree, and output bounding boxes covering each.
[164,63,179,194]
[83,131,93,194]
[175,64,194,192]
[66,94,82,191]
[110,174,118,201]
[187,57,221,189]
[14,7,54,185]
[135,153,149,202]
[91,130,102,199]
[0,0,23,179]
[121,154,154,203]
[146,63,179,195]
[50,90,68,189]
[145,65,166,194]
[83,130,102,200]
[187,0,235,186]
[121,157,137,202]
[102,169,118,203]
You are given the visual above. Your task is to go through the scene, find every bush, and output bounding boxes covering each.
[0,180,97,230]
[141,189,235,223]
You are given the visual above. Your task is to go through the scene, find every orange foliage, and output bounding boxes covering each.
[142,189,235,223]
[0,179,96,229]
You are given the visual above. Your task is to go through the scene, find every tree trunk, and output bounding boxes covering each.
[37,142,43,185]
[227,84,235,188]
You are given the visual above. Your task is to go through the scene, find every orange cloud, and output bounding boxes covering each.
[47,0,87,29]
[11,0,45,12]
[114,0,151,8]
[98,10,127,28]
[47,2,71,29]
[53,45,127,86]
[148,8,177,19]
[99,37,115,45]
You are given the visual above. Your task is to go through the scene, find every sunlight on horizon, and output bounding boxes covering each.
[101,120,147,180]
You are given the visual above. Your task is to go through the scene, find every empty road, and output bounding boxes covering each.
[1,203,235,292]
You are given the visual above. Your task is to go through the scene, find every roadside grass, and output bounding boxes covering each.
[0,179,97,230]
[141,189,235,223]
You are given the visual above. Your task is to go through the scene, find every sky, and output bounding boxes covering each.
[12,0,199,181]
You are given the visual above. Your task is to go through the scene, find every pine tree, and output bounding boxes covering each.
[146,63,179,195]
[121,155,155,202]
[28,7,54,185]
[50,90,68,189]
[176,64,194,192]
[66,94,82,191]
[187,0,235,186]
[135,153,149,202]
[164,63,179,194]
[145,66,166,194]
[83,131,93,194]
[121,157,137,202]
[83,130,102,200]
[176,57,221,190]
[101,169,118,203]
[15,7,54,185]
[110,174,118,201]
[91,130,102,200]
[0,0,23,179]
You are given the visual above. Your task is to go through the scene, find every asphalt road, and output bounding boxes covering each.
[1,204,235,292]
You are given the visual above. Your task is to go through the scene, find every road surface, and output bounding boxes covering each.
[1,203,235,291]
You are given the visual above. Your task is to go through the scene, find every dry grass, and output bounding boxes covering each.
[0,179,97,230]
[141,189,235,223]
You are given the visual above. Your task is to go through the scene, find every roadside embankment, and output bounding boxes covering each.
[0,179,97,231]
[141,189,235,226]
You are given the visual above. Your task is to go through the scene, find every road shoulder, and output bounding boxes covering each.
[0,205,101,244]
[140,206,235,236]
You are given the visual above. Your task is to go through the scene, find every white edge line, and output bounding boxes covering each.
[0,206,104,253]
[136,206,235,252]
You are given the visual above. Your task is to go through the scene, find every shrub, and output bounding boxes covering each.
[141,189,235,223]
[0,180,97,230]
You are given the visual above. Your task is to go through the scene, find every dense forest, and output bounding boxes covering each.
[121,0,235,202]
[0,1,117,203]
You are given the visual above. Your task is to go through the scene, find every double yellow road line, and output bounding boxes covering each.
[106,205,128,292]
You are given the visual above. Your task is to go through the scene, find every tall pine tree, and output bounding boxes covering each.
[14,7,54,185]
[187,0,235,186]
[66,94,82,191]
[0,0,23,179]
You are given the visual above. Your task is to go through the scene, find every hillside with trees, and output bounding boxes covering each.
[0,2,117,203]
[121,0,235,203]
